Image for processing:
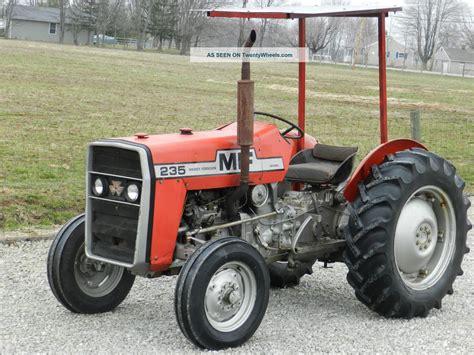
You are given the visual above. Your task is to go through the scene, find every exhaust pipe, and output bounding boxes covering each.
[241,30,256,80]
[237,30,256,187]
[226,30,256,224]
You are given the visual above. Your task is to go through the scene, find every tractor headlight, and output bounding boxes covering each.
[92,176,107,196]
[125,183,140,202]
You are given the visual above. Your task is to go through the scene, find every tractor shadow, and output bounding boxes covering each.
[266,262,372,320]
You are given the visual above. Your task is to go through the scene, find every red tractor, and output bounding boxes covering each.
[47,5,471,350]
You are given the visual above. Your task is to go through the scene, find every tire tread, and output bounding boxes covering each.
[344,149,469,318]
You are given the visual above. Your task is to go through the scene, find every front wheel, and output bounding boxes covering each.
[47,214,135,314]
[344,149,471,318]
[175,237,270,350]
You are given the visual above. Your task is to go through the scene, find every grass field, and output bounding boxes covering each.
[1,39,473,230]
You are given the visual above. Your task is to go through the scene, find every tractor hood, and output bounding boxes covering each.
[118,121,293,166]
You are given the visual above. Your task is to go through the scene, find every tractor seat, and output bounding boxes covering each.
[286,144,358,186]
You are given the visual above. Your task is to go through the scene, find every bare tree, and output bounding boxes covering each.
[328,20,346,63]
[256,0,277,47]
[438,22,463,47]
[404,0,463,71]
[177,0,219,55]
[4,0,17,38]
[59,0,66,43]
[236,0,249,46]
[460,5,474,49]
[70,0,91,44]
[129,0,150,50]
[148,0,177,50]
[305,17,341,56]
[94,0,123,46]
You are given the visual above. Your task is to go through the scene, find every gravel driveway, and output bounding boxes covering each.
[1,201,473,353]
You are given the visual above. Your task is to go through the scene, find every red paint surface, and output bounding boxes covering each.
[150,179,187,271]
[208,10,289,19]
[206,7,403,20]
[378,13,388,144]
[298,18,306,152]
[121,122,318,271]
[125,122,295,190]
[343,139,427,202]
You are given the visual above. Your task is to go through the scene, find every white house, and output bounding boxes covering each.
[365,37,415,68]
[7,5,92,45]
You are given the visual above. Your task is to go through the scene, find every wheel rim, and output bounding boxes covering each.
[74,243,124,297]
[204,261,257,332]
[394,185,456,290]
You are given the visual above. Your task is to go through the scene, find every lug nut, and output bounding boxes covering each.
[419,269,429,277]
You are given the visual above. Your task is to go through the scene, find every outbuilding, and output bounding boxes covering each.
[433,46,474,77]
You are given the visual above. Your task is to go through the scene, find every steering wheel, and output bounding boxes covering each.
[254,112,304,139]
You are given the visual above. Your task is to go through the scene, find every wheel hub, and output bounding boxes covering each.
[73,243,124,297]
[395,198,438,274]
[206,271,243,322]
[416,223,434,251]
[394,186,456,290]
[204,261,257,332]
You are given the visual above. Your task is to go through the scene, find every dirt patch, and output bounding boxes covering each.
[0,226,58,244]
[265,84,470,113]
[366,86,410,93]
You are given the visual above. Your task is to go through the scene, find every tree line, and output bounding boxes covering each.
[2,0,473,70]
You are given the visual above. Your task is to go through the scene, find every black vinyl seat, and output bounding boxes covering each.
[286,144,358,186]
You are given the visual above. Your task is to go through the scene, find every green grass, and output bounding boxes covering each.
[1,39,473,230]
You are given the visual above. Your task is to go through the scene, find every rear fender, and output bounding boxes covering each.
[344,139,427,202]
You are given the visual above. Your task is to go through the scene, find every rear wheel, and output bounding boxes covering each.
[344,149,471,318]
[175,237,269,350]
[47,214,135,314]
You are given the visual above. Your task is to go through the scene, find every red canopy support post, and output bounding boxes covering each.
[378,13,388,144]
[298,17,306,151]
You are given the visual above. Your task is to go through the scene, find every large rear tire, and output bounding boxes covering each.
[47,214,135,314]
[344,149,471,318]
[175,237,270,350]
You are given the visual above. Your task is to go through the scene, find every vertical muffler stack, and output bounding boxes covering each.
[237,79,254,186]
[226,30,256,222]
[237,29,256,192]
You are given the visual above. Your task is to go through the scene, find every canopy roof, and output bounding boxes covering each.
[204,4,399,147]
[206,4,402,19]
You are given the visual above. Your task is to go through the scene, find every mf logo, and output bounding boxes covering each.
[218,150,254,171]
[109,180,124,196]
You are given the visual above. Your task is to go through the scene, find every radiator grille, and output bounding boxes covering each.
[92,146,142,179]
[88,146,142,265]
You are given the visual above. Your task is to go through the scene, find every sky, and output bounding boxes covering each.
[290,0,474,42]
